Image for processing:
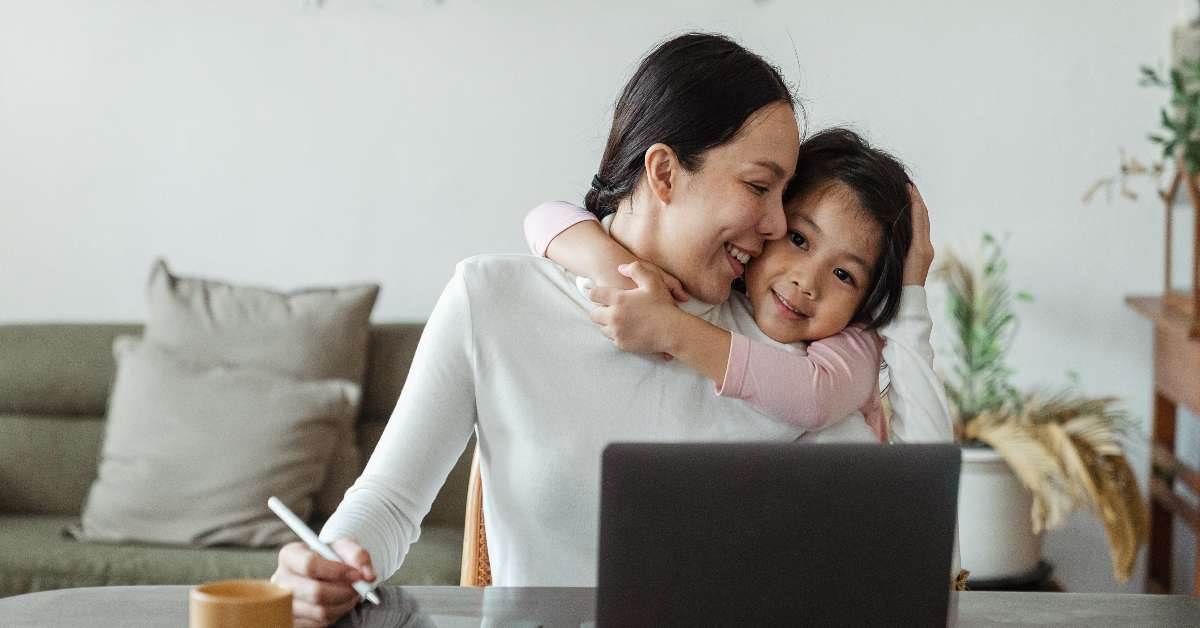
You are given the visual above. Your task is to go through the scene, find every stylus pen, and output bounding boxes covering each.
[267,496,381,605]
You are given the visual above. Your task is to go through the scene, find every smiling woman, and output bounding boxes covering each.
[604,101,796,305]
[586,33,799,304]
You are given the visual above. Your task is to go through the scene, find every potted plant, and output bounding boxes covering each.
[938,234,1148,583]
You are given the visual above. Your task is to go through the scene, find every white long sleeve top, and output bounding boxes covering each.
[319,254,955,586]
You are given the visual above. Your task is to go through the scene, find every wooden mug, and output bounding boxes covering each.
[189,579,292,628]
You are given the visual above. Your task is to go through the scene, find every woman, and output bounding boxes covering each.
[273,32,950,627]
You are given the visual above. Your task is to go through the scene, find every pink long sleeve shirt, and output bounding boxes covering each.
[523,201,888,442]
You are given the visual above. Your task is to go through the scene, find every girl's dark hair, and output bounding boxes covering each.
[585,33,795,218]
[785,128,913,331]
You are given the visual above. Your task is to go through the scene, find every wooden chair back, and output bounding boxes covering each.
[459,445,492,586]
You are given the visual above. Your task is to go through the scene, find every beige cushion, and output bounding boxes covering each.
[143,259,378,516]
[72,338,358,547]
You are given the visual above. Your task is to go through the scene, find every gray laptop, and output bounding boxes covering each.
[596,443,960,627]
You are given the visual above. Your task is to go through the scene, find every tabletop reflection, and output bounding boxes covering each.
[332,586,585,628]
[336,587,433,628]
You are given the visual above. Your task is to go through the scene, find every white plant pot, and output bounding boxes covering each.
[958,446,1043,581]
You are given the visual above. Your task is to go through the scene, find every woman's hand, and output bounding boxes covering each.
[272,539,377,628]
[587,261,687,355]
[903,184,935,286]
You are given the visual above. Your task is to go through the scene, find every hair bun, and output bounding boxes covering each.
[590,174,610,193]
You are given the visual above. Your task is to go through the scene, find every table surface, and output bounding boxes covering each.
[2,585,1200,627]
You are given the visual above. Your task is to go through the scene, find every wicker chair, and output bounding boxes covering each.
[459,446,491,586]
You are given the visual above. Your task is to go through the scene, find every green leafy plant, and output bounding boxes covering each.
[1141,58,1200,174]
[938,234,1148,582]
[940,233,1031,421]
[1081,59,1198,203]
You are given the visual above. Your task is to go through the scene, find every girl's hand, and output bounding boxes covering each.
[272,539,376,627]
[903,183,935,286]
[587,261,687,354]
[651,266,690,303]
[590,263,689,303]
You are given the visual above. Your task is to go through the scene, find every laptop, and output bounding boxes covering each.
[596,443,960,627]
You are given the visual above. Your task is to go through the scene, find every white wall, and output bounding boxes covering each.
[1,0,1195,593]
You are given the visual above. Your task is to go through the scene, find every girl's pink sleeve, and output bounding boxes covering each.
[523,201,599,256]
[718,326,887,441]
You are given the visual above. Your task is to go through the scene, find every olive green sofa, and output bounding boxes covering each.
[0,323,474,598]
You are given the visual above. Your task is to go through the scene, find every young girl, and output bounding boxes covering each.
[524,128,913,441]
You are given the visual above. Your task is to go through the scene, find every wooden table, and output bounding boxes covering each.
[1127,295,1200,594]
[2,585,1199,627]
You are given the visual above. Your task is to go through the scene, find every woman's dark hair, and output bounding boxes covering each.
[785,128,913,331]
[585,32,795,218]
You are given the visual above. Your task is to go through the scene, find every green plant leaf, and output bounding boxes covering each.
[1140,63,1167,88]
[1161,108,1177,132]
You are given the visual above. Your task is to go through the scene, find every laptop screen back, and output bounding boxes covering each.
[596,443,960,627]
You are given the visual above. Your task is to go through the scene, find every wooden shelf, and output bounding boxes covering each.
[1126,295,1196,329]
[1128,295,1200,595]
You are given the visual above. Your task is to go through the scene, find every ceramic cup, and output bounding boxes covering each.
[189,579,292,628]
